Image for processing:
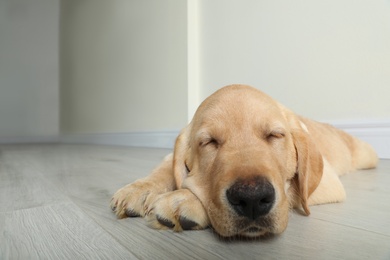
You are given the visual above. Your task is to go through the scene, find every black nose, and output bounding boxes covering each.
[226,176,275,220]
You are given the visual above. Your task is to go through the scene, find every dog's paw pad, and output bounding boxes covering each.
[125,208,140,217]
[156,215,175,228]
[179,217,198,230]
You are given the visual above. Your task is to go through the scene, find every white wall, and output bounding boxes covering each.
[1,0,388,157]
[0,0,59,140]
[198,0,390,122]
[60,0,188,134]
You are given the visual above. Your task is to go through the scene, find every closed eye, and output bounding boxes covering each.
[270,132,285,138]
[200,138,219,147]
[267,130,285,141]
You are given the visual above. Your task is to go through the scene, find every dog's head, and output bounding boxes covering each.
[173,85,323,238]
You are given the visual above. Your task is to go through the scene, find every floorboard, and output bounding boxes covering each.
[0,144,389,259]
[3,202,135,259]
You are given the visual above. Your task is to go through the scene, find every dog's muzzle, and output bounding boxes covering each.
[226,176,275,220]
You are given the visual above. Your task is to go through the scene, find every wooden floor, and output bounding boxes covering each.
[0,144,389,259]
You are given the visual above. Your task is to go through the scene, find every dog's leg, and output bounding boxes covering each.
[308,158,346,206]
[111,153,176,218]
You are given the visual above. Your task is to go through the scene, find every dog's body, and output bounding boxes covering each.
[111,85,377,238]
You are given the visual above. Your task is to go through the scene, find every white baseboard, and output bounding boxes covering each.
[328,120,390,159]
[61,121,389,159]
[0,135,59,144]
[60,131,179,149]
[2,120,389,159]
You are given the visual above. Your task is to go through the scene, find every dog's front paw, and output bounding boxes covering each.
[111,180,161,219]
[144,189,209,231]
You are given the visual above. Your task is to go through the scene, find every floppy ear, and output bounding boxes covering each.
[173,124,192,189]
[292,129,324,216]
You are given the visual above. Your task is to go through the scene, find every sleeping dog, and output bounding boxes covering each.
[111,84,377,238]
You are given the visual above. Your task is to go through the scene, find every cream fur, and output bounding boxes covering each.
[111,84,378,238]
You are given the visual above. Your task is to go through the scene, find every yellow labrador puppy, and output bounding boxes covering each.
[111,85,377,238]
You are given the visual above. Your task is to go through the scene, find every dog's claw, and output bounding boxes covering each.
[125,208,140,217]
[179,217,198,230]
[110,200,117,211]
[156,215,175,228]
